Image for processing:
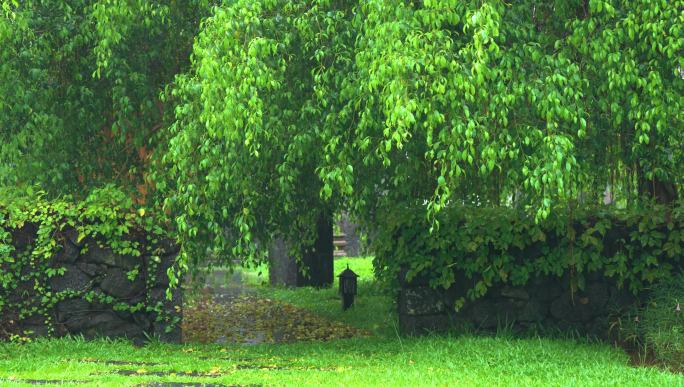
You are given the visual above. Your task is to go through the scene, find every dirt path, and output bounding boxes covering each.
[182,270,366,345]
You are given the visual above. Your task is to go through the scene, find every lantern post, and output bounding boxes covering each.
[338,264,358,311]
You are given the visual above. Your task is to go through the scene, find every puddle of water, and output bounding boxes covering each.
[0,379,88,385]
[111,370,220,377]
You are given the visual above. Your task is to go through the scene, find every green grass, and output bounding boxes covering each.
[241,257,394,335]
[1,334,682,386]
[0,257,683,386]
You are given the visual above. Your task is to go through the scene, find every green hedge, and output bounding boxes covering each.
[373,205,684,308]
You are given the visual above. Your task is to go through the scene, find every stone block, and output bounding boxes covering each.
[12,224,37,252]
[53,241,79,264]
[62,227,83,247]
[398,267,434,287]
[49,265,92,293]
[399,287,446,316]
[550,282,610,323]
[466,300,499,329]
[530,277,564,302]
[462,298,545,328]
[147,254,177,286]
[584,282,610,311]
[268,238,298,287]
[153,319,182,343]
[63,315,91,331]
[100,268,145,299]
[517,299,547,322]
[155,238,180,256]
[56,298,92,321]
[76,262,102,277]
[399,313,451,335]
[500,286,530,300]
[82,241,139,270]
[81,313,144,340]
[150,286,183,343]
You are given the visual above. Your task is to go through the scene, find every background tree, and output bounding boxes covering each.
[160,0,682,279]
[157,0,355,285]
[2,0,681,285]
[0,0,212,198]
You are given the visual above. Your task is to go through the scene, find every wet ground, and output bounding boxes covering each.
[182,270,366,345]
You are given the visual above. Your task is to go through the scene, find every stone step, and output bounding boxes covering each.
[334,234,347,257]
[334,250,346,258]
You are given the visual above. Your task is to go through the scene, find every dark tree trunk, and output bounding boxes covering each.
[297,213,334,288]
[652,179,678,204]
[268,213,334,288]
[638,175,678,204]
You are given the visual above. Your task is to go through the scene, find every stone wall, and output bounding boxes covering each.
[2,225,182,343]
[398,270,637,339]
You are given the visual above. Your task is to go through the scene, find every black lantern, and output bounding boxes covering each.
[338,264,359,311]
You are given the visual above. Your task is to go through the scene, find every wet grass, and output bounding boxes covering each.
[1,334,683,386]
[240,257,394,336]
[1,257,683,385]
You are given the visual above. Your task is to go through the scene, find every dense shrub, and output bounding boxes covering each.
[641,274,684,370]
[373,204,684,309]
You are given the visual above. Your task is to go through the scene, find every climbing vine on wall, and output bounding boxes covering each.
[0,186,177,339]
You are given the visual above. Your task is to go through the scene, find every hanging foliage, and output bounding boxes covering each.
[1,1,682,282]
[155,0,355,272]
[0,0,213,195]
[158,0,683,274]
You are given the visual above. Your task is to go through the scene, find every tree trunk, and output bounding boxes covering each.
[268,238,298,287]
[268,213,334,288]
[297,213,334,287]
[651,179,678,204]
[638,174,678,204]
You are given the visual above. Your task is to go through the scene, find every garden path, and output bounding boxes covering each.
[182,269,366,345]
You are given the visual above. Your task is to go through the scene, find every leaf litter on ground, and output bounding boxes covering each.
[183,292,369,344]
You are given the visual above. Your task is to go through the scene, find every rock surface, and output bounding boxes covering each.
[3,225,182,343]
[398,271,635,338]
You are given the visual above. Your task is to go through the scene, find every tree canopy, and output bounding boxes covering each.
[0,0,212,195]
[1,0,682,272]
[159,0,683,270]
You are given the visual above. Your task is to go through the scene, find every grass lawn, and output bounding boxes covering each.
[239,257,395,336]
[0,257,682,386]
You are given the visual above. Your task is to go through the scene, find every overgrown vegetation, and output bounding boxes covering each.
[0,187,174,339]
[620,274,684,372]
[0,0,682,383]
[156,0,684,280]
[0,258,682,385]
[374,204,684,306]
[1,0,682,285]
